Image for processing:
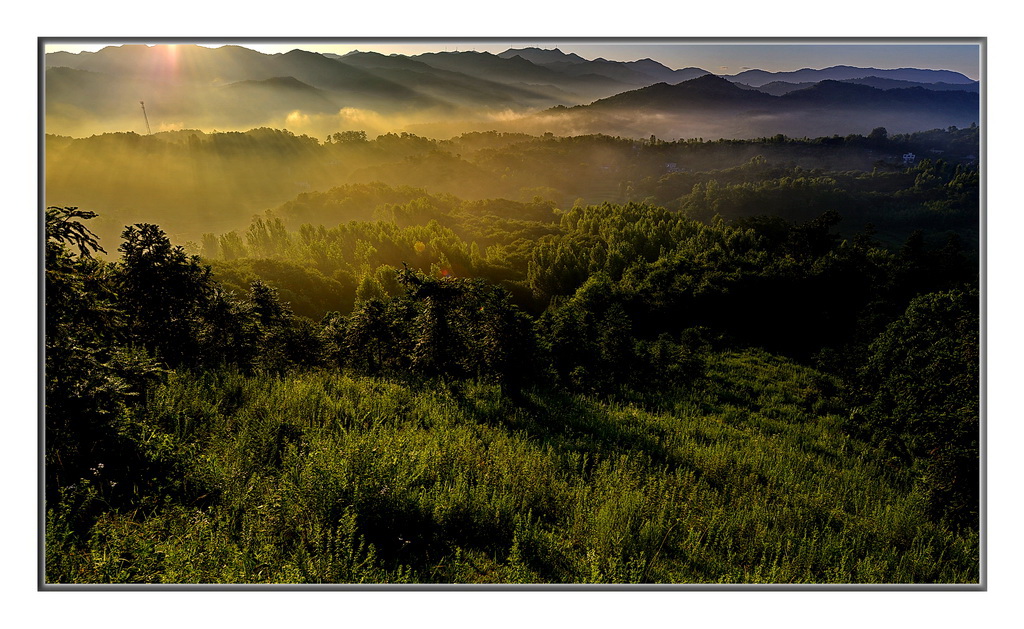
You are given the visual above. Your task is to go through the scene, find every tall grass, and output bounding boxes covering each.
[45,350,979,584]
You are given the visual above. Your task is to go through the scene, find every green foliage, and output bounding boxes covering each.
[46,206,107,258]
[45,209,139,500]
[329,130,368,145]
[46,126,979,251]
[853,289,979,527]
[45,354,978,584]
[335,267,538,388]
[211,257,354,320]
[115,223,224,367]
[45,125,979,584]
[45,214,329,516]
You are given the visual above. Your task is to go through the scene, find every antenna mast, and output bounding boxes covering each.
[140,100,152,135]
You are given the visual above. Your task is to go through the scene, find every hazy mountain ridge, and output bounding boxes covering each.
[545,74,978,139]
[778,79,978,110]
[409,50,633,101]
[579,74,776,109]
[44,44,979,139]
[744,76,981,96]
[496,47,589,65]
[331,51,577,108]
[726,64,975,87]
[572,73,978,114]
[498,47,712,85]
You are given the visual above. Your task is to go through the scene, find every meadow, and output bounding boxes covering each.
[46,352,978,584]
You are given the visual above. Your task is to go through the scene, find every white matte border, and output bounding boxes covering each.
[10,1,1021,626]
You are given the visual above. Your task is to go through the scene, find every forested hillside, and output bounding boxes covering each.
[45,125,979,249]
[44,134,980,582]
[38,36,989,591]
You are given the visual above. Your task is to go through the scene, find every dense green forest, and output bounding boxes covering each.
[44,124,979,584]
[45,125,979,248]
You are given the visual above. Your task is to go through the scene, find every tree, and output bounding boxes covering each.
[401,269,471,379]
[867,126,888,147]
[115,223,220,367]
[246,280,324,370]
[355,272,387,303]
[537,273,633,393]
[341,267,537,386]
[45,208,166,514]
[594,302,636,390]
[344,298,415,375]
[332,130,368,144]
[46,206,106,258]
[855,289,979,527]
[461,277,537,390]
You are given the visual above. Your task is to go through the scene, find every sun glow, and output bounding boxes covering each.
[161,44,180,71]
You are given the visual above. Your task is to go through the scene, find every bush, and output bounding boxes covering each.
[855,288,979,526]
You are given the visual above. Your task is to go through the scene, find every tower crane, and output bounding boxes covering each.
[140,101,152,135]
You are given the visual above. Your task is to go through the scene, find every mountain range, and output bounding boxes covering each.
[44,44,979,139]
[580,73,977,112]
[740,76,981,97]
[726,64,975,87]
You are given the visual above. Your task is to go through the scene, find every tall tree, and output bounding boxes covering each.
[115,223,219,367]
[855,289,979,527]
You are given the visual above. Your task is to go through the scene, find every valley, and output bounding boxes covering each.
[42,41,982,586]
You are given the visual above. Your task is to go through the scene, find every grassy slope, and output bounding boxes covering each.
[46,350,978,584]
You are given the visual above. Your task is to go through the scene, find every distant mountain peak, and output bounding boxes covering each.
[497,47,588,65]
[728,65,975,87]
[683,73,739,89]
[690,73,724,81]
[579,72,774,113]
[280,48,320,59]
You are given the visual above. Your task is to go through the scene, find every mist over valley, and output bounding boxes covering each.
[44,43,980,247]
[42,41,983,586]
[45,44,979,140]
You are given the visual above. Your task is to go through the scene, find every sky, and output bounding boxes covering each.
[43,39,982,80]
